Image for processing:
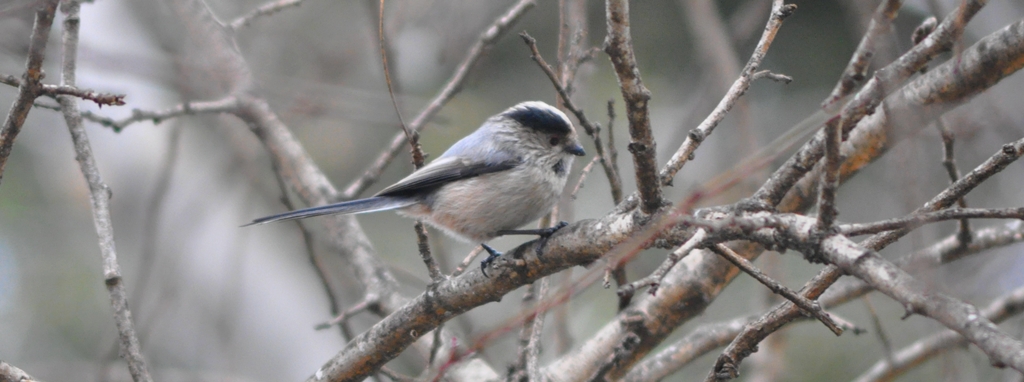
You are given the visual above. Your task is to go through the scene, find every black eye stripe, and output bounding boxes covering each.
[506,105,572,135]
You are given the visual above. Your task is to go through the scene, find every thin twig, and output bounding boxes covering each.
[617,229,708,297]
[128,124,182,327]
[520,32,623,205]
[377,366,416,382]
[658,0,796,187]
[816,115,841,230]
[342,0,536,199]
[604,0,662,214]
[229,0,304,30]
[861,295,896,367]
[937,119,972,245]
[750,70,792,83]
[819,1,904,228]
[839,207,1024,237]
[709,244,842,335]
[510,281,541,381]
[81,97,239,132]
[428,322,446,367]
[570,155,600,199]
[375,0,440,282]
[556,0,590,101]
[526,277,550,382]
[451,246,484,277]
[605,99,622,203]
[0,74,125,106]
[598,97,629,308]
[822,0,903,110]
[57,1,152,380]
[0,0,58,186]
[315,300,372,330]
[269,159,348,338]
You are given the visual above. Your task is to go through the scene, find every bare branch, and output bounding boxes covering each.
[605,99,623,203]
[604,0,662,214]
[840,207,1024,237]
[570,155,600,199]
[708,244,841,335]
[57,1,152,380]
[374,0,439,281]
[81,97,239,132]
[752,0,987,207]
[618,229,708,297]
[659,0,796,186]
[0,0,58,186]
[822,0,903,110]
[937,119,973,244]
[549,16,1024,381]
[818,1,903,229]
[520,32,623,205]
[510,277,551,382]
[315,300,372,331]
[228,0,304,30]
[526,277,550,382]
[861,296,896,367]
[0,74,125,106]
[816,115,841,229]
[750,70,792,82]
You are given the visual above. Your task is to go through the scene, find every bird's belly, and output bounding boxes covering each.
[418,169,563,242]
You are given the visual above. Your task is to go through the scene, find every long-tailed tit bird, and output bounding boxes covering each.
[246,101,585,275]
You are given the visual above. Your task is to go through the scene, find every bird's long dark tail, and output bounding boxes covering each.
[243,196,416,226]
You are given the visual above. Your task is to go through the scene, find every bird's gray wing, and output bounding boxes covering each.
[375,155,519,197]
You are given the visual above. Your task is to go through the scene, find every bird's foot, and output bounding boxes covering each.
[496,221,570,257]
[534,221,568,257]
[480,243,502,277]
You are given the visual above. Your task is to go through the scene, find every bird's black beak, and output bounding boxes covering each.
[565,142,586,156]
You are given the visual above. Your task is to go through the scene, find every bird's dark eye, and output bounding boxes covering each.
[549,137,560,146]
